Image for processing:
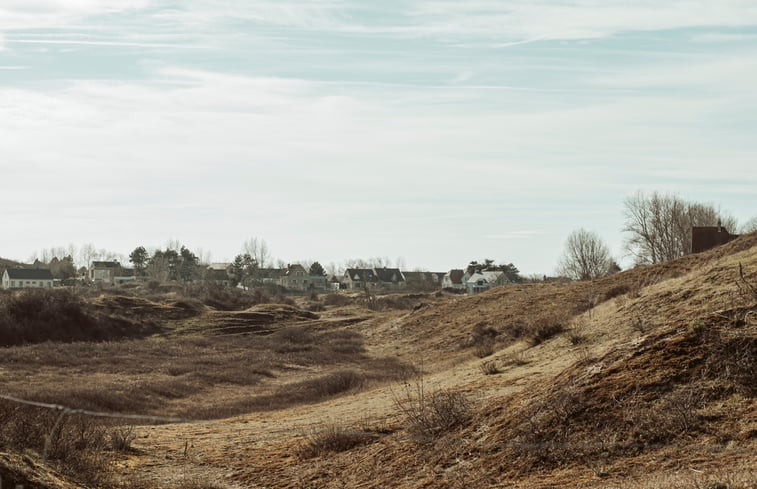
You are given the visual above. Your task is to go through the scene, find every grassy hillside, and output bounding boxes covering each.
[215,233,757,489]
[1,234,755,488]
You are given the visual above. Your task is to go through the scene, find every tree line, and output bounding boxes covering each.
[558,190,756,281]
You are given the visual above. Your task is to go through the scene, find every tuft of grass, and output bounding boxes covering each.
[526,312,569,346]
[469,323,499,357]
[110,425,136,452]
[479,360,500,375]
[392,379,471,443]
[296,424,379,459]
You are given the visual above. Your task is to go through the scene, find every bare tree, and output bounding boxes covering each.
[194,247,212,265]
[79,243,98,270]
[557,229,612,281]
[166,238,182,252]
[242,237,271,268]
[742,216,757,234]
[623,191,737,264]
[146,254,170,283]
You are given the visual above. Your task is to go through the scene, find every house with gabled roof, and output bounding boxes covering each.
[464,270,508,294]
[279,264,310,291]
[442,269,467,290]
[342,268,378,290]
[374,267,406,288]
[403,271,445,291]
[89,261,120,283]
[1,268,54,290]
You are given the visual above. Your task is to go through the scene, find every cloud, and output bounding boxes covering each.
[0,1,150,29]
[7,38,206,49]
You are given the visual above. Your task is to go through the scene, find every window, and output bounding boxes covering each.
[10,281,15,287]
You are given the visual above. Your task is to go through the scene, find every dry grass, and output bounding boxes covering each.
[0,325,412,419]
[0,403,116,486]
[392,379,472,443]
[296,424,381,459]
[3,235,756,488]
[0,288,159,346]
[479,360,500,375]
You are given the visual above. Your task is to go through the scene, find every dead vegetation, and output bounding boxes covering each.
[0,403,118,486]
[0,323,412,420]
[296,424,383,459]
[2,235,756,488]
[0,288,159,346]
[392,378,472,443]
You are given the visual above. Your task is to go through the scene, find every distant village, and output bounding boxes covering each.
[1,217,744,296]
[0,245,524,296]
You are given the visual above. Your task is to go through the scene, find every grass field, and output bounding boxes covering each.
[1,235,756,488]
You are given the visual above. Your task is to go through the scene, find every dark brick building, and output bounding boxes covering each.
[691,225,739,254]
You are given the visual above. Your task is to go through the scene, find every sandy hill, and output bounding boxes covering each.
[2,234,755,488]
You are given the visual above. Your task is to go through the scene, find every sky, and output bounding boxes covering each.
[1,1,756,274]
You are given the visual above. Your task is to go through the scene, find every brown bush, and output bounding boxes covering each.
[526,312,569,346]
[0,289,157,346]
[0,402,113,485]
[469,323,499,357]
[323,293,353,307]
[179,283,293,311]
[110,425,136,452]
[479,360,500,375]
[602,283,631,301]
[296,424,379,459]
[393,379,471,443]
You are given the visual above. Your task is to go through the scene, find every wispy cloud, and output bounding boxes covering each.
[7,38,206,49]
[2,1,756,272]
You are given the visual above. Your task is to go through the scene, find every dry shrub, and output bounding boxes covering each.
[501,350,529,367]
[296,424,379,459]
[323,293,353,307]
[479,360,500,375]
[393,379,471,443]
[110,425,136,452]
[602,283,631,301]
[567,330,586,345]
[526,312,569,346]
[566,318,587,345]
[469,323,499,357]
[503,319,528,339]
[697,323,756,396]
[0,403,113,485]
[474,340,495,358]
[180,283,293,311]
[0,289,157,346]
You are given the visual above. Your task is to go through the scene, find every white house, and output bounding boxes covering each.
[442,269,468,290]
[464,271,508,294]
[1,268,55,290]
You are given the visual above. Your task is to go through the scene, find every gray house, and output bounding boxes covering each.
[1,268,55,290]
[464,271,508,294]
[342,268,378,290]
